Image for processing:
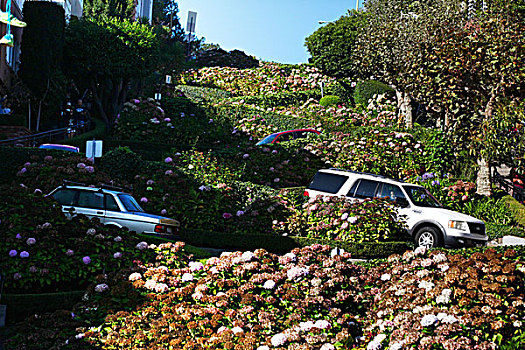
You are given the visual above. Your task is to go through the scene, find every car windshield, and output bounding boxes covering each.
[403,186,442,208]
[256,133,279,145]
[118,194,145,212]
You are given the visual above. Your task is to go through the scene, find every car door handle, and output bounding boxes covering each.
[65,207,76,213]
[412,209,422,214]
[97,211,104,215]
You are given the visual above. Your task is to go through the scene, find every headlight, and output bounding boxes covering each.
[448,220,467,231]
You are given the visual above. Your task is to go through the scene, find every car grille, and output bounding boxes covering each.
[467,222,485,235]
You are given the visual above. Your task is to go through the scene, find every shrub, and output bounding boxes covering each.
[275,196,408,243]
[353,80,395,106]
[319,95,341,107]
[99,146,143,182]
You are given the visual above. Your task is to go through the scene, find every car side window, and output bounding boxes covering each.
[347,180,359,197]
[378,183,406,201]
[105,194,120,211]
[52,189,77,206]
[277,133,292,142]
[353,179,380,199]
[77,191,104,209]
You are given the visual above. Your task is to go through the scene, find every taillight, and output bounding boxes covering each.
[303,190,309,197]
[155,224,167,233]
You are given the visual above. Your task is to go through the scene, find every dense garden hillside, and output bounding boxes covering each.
[1,62,525,349]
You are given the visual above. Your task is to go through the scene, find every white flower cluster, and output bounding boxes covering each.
[420,314,438,327]
[418,280,435,292]
[128,272,142,281]
[287,266,309,280]
[367,333,387,350]
[436,288,452,304]
[135,241,148,250]
[189,261,204,272]
[242,251,255,262]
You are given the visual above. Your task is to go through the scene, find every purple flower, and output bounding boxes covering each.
[26,238,36,245]
[136,242,148,250]
[140,197,148,203]
[16,233,22,239]
[161,209,167,215]
[44,155,53,161]
[243,153,249,159]
[165,170,173,175]
[85,166,95,173]
[272,150,278,154]
[24,162,31,166]
[77,163,86,169]
[20,251,29,258]
[66,249,74,256]
[19,167,27,174]
[29,266,38,273]
[34,188,42,195]
[236,210,244,217]
[113,252,122,259]
[82,256,91,264]
[13,273,22,280]
[274,178,280,183]
[9,250,17,257]
[146,179,155,185]
[133,99,140,103]
[222,212,232,219]
[164,157,173,163]
[163,118,171,122]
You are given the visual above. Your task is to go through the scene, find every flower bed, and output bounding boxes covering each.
[6,245,525,349]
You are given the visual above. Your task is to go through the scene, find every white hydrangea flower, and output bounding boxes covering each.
[380,273,391,281]
[420,314,438,327]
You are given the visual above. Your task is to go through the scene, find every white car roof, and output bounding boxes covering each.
[317,168,422,187]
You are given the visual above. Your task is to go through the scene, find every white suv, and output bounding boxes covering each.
[305,169,488,248]
[48,183,180,237]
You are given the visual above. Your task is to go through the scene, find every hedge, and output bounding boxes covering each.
[1,290,85,325]
[501,195,525,227]
[353,80,395,106]
[178,85,232,104]
[211,104,313,132]
[486,223,525,239]
[228,90,322,108]
[177,229,413,259]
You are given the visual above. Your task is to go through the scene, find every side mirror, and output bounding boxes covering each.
[395,197,410,208]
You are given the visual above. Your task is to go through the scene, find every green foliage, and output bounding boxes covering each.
[99,146,144,181]
[18,2,66,125]
[486,223,525,239]
[305,10,367,79]
[229,90,322,108]
[501,195,525,227]
[353,80,395,106]
[418,130,455,175]
[64,17,162,125]
[319,95,341,107]
[83,0,135,20]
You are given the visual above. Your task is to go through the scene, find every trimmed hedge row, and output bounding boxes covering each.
[211,104,313,132]
[1,290,85,324]
[178,229,413,259]
[178,85,232,104]
[501,195,525,227]
[228,90,322,108]
[486,223,525,239]
[353,80,395,106]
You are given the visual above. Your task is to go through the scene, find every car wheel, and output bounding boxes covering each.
[415,227,442,248]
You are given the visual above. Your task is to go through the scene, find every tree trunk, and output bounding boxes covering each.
[476,156,492,196]
[396,90,413,128]
[90,77,110,126]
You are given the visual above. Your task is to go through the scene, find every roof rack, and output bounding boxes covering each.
[327,168,406,183]
[99,183,129,192]
[62,180,87,187]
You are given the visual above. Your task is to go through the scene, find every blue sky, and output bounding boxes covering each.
[177,0,359,64]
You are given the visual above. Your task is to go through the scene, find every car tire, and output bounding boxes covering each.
[415,227,442,248]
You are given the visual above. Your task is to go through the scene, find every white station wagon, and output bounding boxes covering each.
[48,183,180,237]
[304,169,488,248]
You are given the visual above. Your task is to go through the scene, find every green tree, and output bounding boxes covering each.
[152,0,184,41]
[405,3,525,195]
[18,2,66,131]
[64,17,162,126]
[305,10,366,80]
[83,0,135,20]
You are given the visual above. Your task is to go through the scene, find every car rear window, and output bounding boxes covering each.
[308,172,349,194]
[52,189,77,206]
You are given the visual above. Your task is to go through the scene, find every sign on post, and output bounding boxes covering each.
[165,75,172,84]
[187,11,197,34]
[86,139,103,163]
